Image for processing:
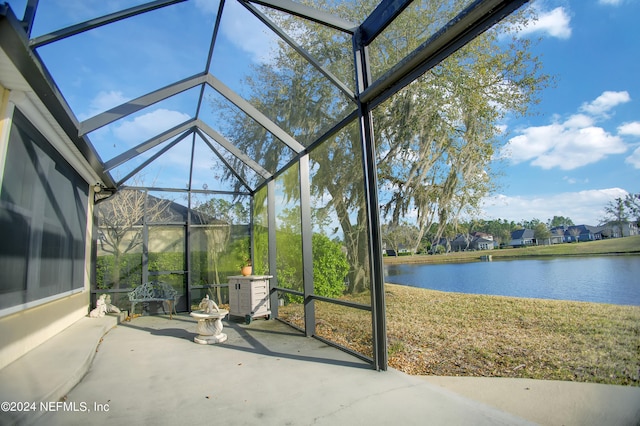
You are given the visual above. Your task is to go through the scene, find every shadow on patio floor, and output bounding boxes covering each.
[3,314,638,426]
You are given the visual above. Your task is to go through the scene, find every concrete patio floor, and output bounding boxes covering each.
[1,313,639,425]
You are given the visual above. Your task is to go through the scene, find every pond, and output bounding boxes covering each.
[383,255,640,306]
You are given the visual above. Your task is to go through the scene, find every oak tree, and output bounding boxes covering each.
[214,0,550,292]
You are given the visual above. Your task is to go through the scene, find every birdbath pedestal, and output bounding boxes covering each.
[190,309,229,344]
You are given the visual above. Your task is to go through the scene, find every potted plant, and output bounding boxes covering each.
[240,259,252,276]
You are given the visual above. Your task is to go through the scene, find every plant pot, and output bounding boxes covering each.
[241,266,252,276]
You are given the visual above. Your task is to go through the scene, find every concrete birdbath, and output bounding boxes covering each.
[191,295,228,344]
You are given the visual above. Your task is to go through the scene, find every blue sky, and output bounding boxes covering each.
[5,0,640,227]
[483,0,640,225]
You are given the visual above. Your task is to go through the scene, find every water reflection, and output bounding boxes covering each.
[383,256,640,306]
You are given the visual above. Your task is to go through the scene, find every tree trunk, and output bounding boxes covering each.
[112,252,121,290]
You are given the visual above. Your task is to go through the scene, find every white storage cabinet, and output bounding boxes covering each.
[228,275,272,324]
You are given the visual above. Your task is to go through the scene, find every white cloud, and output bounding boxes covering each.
[78,90,129,120]
[619,121,640,166]
[501,119,626,170]
[218,0,279,64]
[193,0,219,14]
[518,6,572,39]
[502,124,559,163]
[562,176,589,185]
[481,188,629,225]
[532,126,626,169]
[501,91,632,170]
[113,109,191,144]
[618,121,640,136]
[598,0,623,5]
[625,147,640,168]
[563,113,593,128]
[579,91,631,116]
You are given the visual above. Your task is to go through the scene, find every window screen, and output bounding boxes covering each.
[0,109,88,311]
